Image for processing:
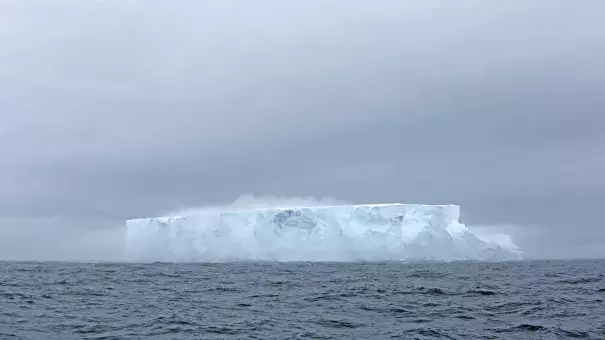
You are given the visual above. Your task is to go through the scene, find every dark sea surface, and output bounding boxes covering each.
[1,260,604,339]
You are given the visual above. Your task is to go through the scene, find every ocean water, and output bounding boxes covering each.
[0,260,604,339]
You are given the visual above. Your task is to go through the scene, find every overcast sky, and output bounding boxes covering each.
[1,1,604,260]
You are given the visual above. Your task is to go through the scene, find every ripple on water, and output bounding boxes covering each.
[0,260,604,339]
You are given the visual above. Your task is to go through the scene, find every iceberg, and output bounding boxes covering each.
[126,204,522,262]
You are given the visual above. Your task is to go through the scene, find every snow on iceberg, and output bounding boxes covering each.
[126,204,522,262]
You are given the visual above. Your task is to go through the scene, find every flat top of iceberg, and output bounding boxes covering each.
[127,203,460,223]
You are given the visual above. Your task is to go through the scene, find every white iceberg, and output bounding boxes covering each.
[126,204,522,262]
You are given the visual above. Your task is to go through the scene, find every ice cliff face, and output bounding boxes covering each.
[126,204,522,262]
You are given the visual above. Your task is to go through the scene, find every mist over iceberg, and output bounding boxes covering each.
[126,203,522,262]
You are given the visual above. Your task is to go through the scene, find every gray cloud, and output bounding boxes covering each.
[1,1,604,260]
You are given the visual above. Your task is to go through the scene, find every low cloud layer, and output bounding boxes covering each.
[1,1,604,260]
